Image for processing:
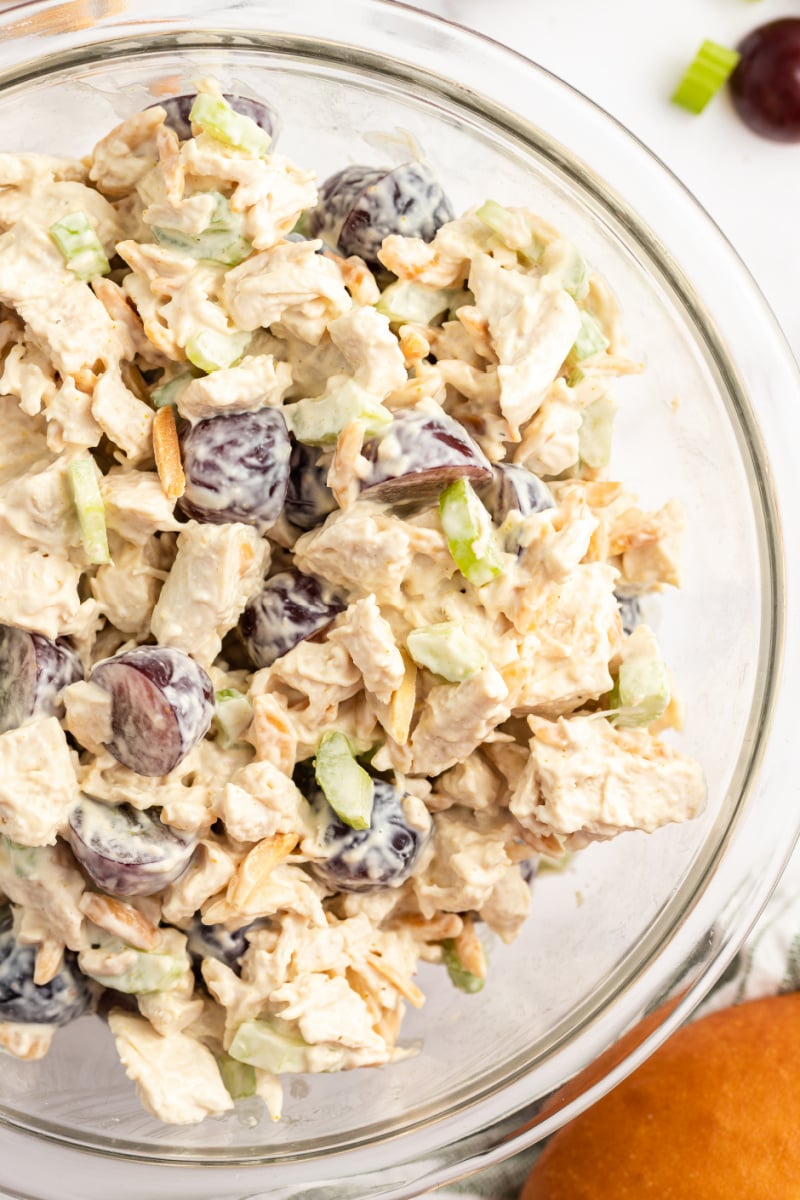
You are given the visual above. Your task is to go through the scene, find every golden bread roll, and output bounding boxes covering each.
[522,993,800,1199]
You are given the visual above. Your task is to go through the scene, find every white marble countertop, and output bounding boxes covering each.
[411,0,799,360]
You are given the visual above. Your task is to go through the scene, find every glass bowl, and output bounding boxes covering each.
[0,2,798,1197]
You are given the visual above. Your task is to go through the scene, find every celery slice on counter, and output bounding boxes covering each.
[579,392,618,469]
[672,40,741,114]
[568,311,610,364]
[608,626,671,729]
[314,731,373,830]
[283,379,393,446]
[375,281,466,326]
[214,688,253,748]
[406,621,488,682]
[217,1052,257,1099]
[152,193,252,267]
[439,478,505,588]
[49,211,110,282]
[68,458,110,565]
[185,329,251,373]
[442,939,485,995]
[189,93,271,157]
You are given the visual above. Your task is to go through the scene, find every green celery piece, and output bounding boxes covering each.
[579,392,618,469]
[68,458,110,565]
[314,731,374,830]
[375,281,466,326]
[283,380,393,446]
[189,93,271,157]
[568,311,610,364]
[150,371,194,410]
[672,41,741,115]
[476,200,545,260]
[2,838,49,879]
[291,211,312,238]
[229,1019,346,1074]
[152,192,252,267]
[442,939,485,995]
[217,1052,257,1099]
[439,478,505,588]
[185,329,251,373]
[214,688,253,748]
[49,211,110,282]
[83,945,187,994]
[406,621,488,682]
[608,627,671,729]
[542,240,589,301]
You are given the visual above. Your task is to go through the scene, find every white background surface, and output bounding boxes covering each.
[410,0,800,360]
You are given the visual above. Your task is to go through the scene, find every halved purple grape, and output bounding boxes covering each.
[307,162,454,266]
[360,409,492,503]
[68,796,196,897]
[240,569,345,669]
[179,409,291,534]
[0,625,84,734]
[90,646,214,777]
[148,92,280,146]
[298,769,428,893]
[479,464,554,523]
[284,437,338,532]
[187,917,257,974]
[615,593,642,637]
[0,907,91,1026]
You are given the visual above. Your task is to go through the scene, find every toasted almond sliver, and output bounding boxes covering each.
[153,403,186,500]
[226,832,298,911]
[0,1021,55,1062]
[157,123,185,207]
[366,954,425,1009]
[399,913,464,943]
[388,656,417,746]
[453,916,486,980]
[143,317,182,359]
[79,892,160,952]
[327,419,365,510]
[33,939,65,987]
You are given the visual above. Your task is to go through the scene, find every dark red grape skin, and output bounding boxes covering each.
[308,162,454,266]
[731,19,800,142]
[360,409,492,503]
[478,464,554,524]
[90,646,214,777]
[615,594,642,637]
[178,409,291,534]
[68,796,196,898]
[0,907,91,1026]
[284,437,338,532]
[0,625,84,734]
[240,569,345,669]
[147,93,280,145]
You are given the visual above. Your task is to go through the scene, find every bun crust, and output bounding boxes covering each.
[522,993,800,1200]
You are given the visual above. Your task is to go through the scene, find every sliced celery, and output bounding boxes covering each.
[185,329,251,373]
[83,944,187,994]
[150,371,194,410]
[152,193,252,267]
[68,458,110,565]
[476,200,545,260]
[672,41,741,115]
[609,626,671,729]
[543,240,589,301]
[217,1052,257,1099]
[229,1019,345,1074]
[189,94,271,157]
[375,281,466,326]
[442,939,485,995]
[579,392,618,469]
[314,731,373,830]
[568,311,610,364]
[214,688,253,748]
[406,621,488,682]
[283,380,393,446]
[439,478,505,588]
[49,211,110,282]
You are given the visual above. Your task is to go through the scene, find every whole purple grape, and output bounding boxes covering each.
[148,92,280,146]
[361,409,492,503]
[0,625,84,734]
[0,907,91,1026]
[730,19,800,142]
[284,437,337,532]
[179,409,291,534]
[308,162,454,265]
[240,570,345,669]
[68,796,196,897]
[90,646,214,777]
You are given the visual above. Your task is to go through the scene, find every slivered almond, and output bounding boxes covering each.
[388,656,416,745]
[346,967,383,1024]
[453,916,485,980]
[583,480,623,508]
[399,912,463,943]
[375,1006,402,1044]
[157,124,185,207]
[0,1022,55,1062]
[248,693,298,775]
[79,892,160,951]
[153,403,186,500]
[327,419,365,510]
[33,939,65,987]
[143,317,182,359]
[398,325,430,368]
[226,832,298,910]
[366,954,425,1009]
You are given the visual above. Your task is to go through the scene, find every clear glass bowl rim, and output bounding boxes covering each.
[0,2,798,1197]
